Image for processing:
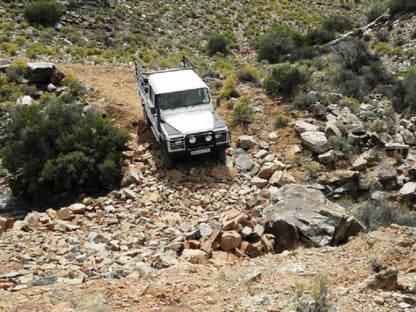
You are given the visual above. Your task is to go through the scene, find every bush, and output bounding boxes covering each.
[328,136,357,159]
[0,100,129,206]
[366,6,387,24]
[290,272,332,312]
[206,34,232,57]
[256,23,305,64]
[24,0,62,26]
[274,113,291,128]
[310,272,332,311]
[220,74,240,99]
[305,27,335,45]
[388,0,416,14]
[329,38,394,101]
[401,65,416,113]
[376,29,390,42]
[236,65,261,83]
[356,200,416,230]
[232,96,255,124]
[0,42,18,56]
[6,60,28,83]
[263,64,308,95]
[291,92,317,110]
[331,38,375,74]
[62,74,87,100]
[323,14,355,33]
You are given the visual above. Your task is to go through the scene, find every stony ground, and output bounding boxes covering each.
[1,65,416,312]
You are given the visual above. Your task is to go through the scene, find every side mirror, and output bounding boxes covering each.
[216,98,221,108]
[150,107,156,115]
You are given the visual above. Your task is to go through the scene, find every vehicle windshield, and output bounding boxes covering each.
[157,88,210,110]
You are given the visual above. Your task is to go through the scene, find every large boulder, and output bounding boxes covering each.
[237,135,258,150]
[300,131,329,154]
[399,182,416,198]
[262,184,350,252]
[27,62,56,84]
[294,121,319,133]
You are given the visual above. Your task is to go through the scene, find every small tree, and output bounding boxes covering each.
[1,100,129,207]
[389,0,416,14]
[232,96,255,124]
[256,24,305,64]
[206,34,232,56]
[331,38,375,74]
[220,74,240,99]
[274,113,291,128]
[323,14,354,33]
[402,65,416,114]
[263,63,308,95]
[24,0,63,26]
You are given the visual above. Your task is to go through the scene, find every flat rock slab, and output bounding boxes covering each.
[262,184,347,251]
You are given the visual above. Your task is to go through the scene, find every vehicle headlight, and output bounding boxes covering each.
[170,139,184,149]
[215,132,228,142]
[215,133,224,140]
[188,136,196,144]
[205,135,212,142]
[172,139,184,146]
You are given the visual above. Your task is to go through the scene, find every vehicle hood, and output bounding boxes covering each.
[163,110,214,134]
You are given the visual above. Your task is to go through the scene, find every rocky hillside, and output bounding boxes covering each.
[1,0,416,311]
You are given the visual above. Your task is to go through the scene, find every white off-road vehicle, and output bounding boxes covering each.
[135,56,230,168]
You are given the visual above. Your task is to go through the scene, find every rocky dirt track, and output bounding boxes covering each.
[1,65,416,312]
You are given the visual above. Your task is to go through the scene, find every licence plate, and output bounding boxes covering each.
[191,148,210,155]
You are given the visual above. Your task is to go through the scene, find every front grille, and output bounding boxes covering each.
[186,132,214,148]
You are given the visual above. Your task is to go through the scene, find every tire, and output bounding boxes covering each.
[216,148,226,164]
[161,143,174,169]
[143,108,150,128]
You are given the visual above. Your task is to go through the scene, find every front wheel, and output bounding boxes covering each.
[161,143,174,169]
[143,108,150,128]
[216,148,226,164]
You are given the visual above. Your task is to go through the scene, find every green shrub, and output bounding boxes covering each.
[26,42,45,59]
[304,161,323,180]
[206,34,233,56]
[274,113,291,128]
[220,74,240,99]
[401,65,416,113]
[309,272,332,311]
[292,92,317,110]
[388,0,416,14]
[376,30,390,42]
[256,23,305,64]
[6,60,28,83]
[323,14,355,33]
[0,42,18,56]
[232,96,255,124]
[331,38,376,74]
[356,200,416,230]
[305,27,335,45]
[62,74,87,99]
[329,38,394,101]
[290,272,332,311]
[24,0,63,26]
[236,65,261,83]
[263,64,308,95]
[0,100,130,207]
[373,41,391,55]
[328,136,357,159]
[366,5,387,23]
